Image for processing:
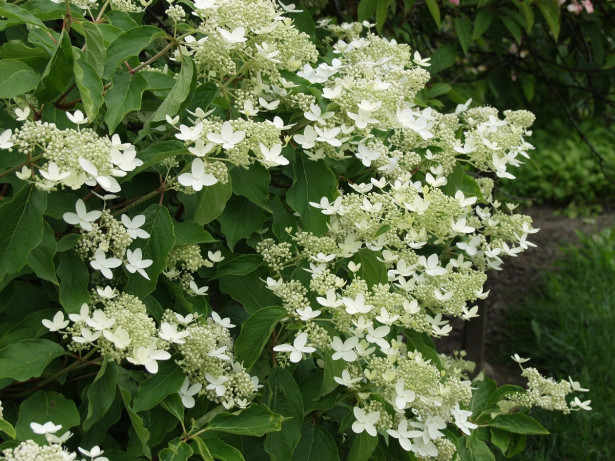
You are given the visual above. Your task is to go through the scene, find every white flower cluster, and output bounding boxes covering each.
[248,19,585,458]
[63,201,152,281]
[0,420,106,461]
[42,290,258,411]
[6,118,141,193]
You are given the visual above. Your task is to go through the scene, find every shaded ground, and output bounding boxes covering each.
[436,205,615,385]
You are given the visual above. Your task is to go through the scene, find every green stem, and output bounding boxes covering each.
[0,154,45,179]
[95,0,110,22]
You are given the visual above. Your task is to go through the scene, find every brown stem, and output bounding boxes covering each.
[129,40,177,75]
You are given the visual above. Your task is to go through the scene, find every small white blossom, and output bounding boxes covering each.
[178,158,219,191]
[42,311,69,332]
[66,110,88,125]
[126,342,171,373]
[205,374,228,396]
[90,249,122,279]
[330,336,358,362]
[334,369,362,387]
[218,26,247,44]
[86,309,115,331]
[125,248,153,280]
[211,311,236,328]
[103,327,131,349]
[207,121,245,149]
[159,322,190,344]
[352,407,380,436]
[178,378,202,408]
[0,129,13,149]
[121,214,150,239]
[296,306,321,321]
[30,422,62,435]
[63,199,102,232]
[451,404,478,435]
[273,332,315,363]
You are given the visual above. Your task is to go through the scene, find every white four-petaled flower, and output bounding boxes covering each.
[272,332,315,363]
[63,199,102,232]
[352,407,380,436]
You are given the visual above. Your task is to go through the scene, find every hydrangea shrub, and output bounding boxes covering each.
[0,1,590,459]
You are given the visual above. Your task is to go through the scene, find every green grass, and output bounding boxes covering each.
[501,228,615,460]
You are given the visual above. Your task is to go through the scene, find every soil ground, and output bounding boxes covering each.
[435,205,615,385]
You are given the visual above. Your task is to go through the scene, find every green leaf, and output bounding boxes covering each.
[209,254,262,280]
[204,439,245,461]
[456,435,495,461]
[230,164,271,211]
[425,0,441,28]
[0,2,48,29]
[0,186,47,281]
[74,57,104,121]
[103,25,166,79]
[426,83,452,99]
[56,233,82,252]
[180,179,233,225]
[375,0,390,33]
[265,368,304,461]
[490,427,511,455]
[270,195,297,242]
[455,16,473,54]
[536,0,560,40]
[191,436,214,461]
[218,196,269,251]
[352,249,388,287]
[0,40,48,69]
[321,349,346,396]
[514,0,534,34]
[16,391,80,443]
[159,438,194,461]
[119,381,151,458]
[357,0,377,22]
[27,222,58,285]
[161,393,185,424]
[0,61,40,98]
[0,419,16,440]
[81,21,106,75]
[104,71,149,133]
[133,362,185,412]
[37,32,74,103]
[348,432,378,461]
[129,140,187,175]
[489,413,549,435]
[0,308,54,348]
[0,339,64,382]
[83,360,118,432]
[219,267,281,314]
[235,306,286,370]
[500,15,522,43]
[287,156,337,236]
[428,44,456,74]
[151,57,195,122]
[57,250,90,314]
[125,205,176,297]
[442,164,484,201]
[472,9,493,41]
[205,404,285,436]
[174,221,216,245]
[291,424,340,461]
